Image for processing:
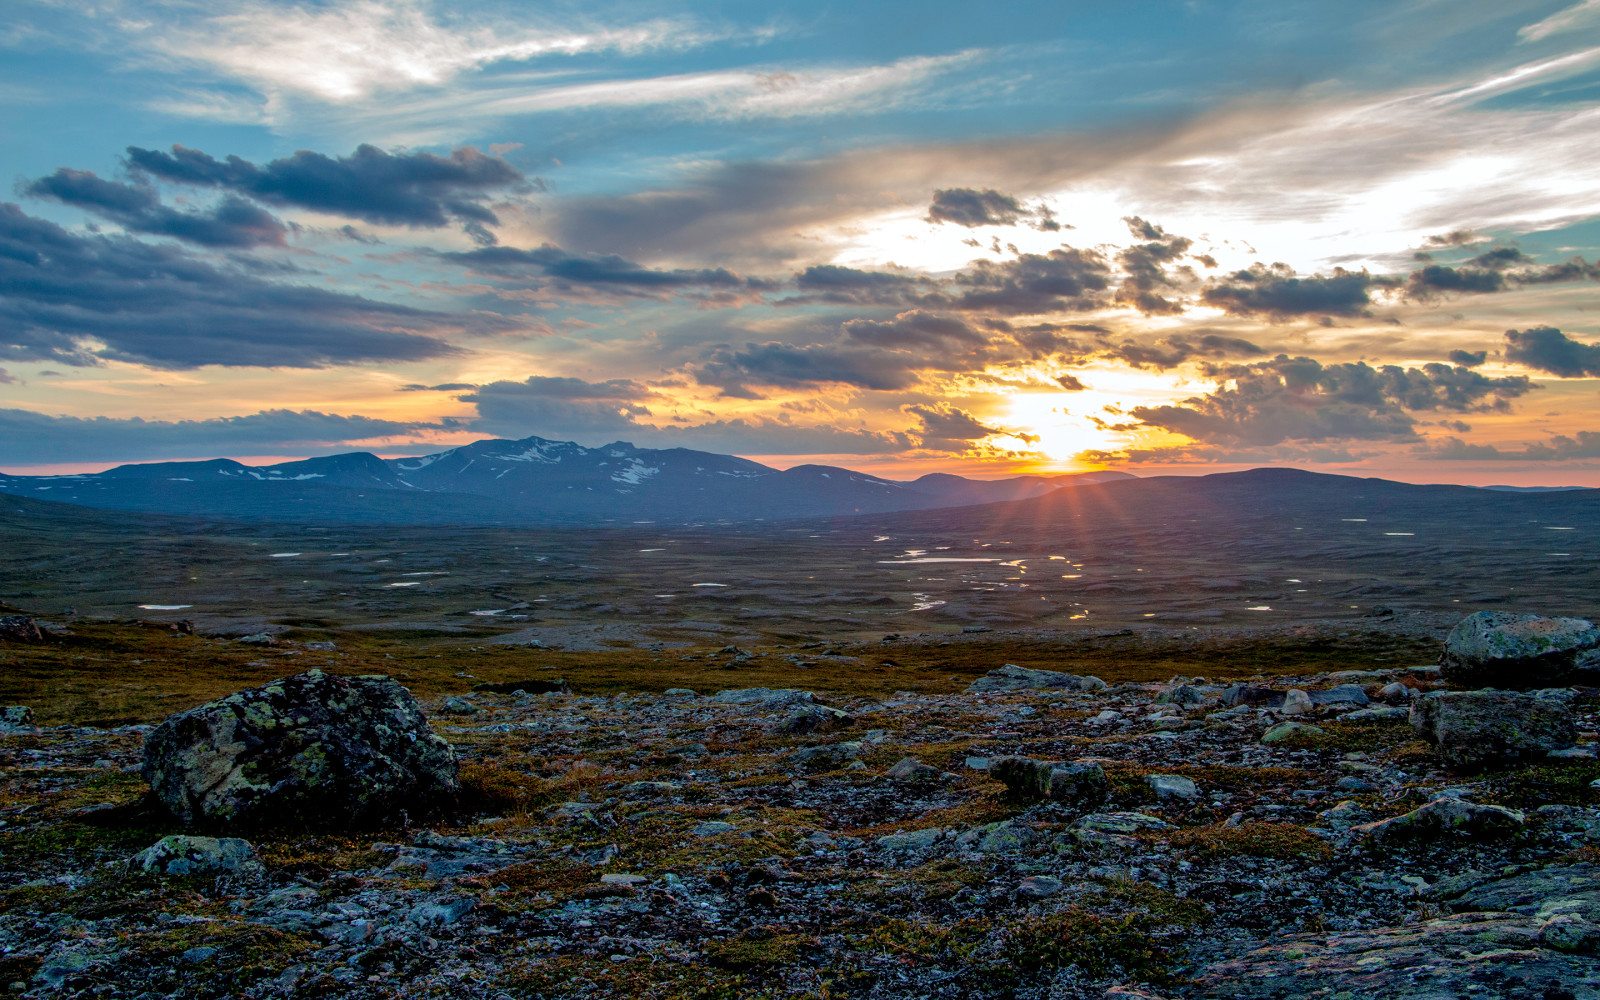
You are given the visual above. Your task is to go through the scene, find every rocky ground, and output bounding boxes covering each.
[2,622,1599,999]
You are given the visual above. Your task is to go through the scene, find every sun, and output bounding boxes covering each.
[992,365,1203,463]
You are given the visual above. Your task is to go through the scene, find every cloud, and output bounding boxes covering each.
[904,401,1031,450]
[0,407,452,464]
[460,375,907,454]
[143,2,736,103]
[951,247,1112,315]
[696,342,926,395]
[1112,217,1195,315]
[1503,325,1600,377]
[1518,0,1600,42]
[1448,349,1488,366]
[1123,355,1535,450]
[1404,248,1600,298]
[1054,373,1088,391]
[1424,431,1600,461]
[398,382,477,392]
[926,188,1026,227]
[23,168,286,248]
[125,143,525,233]
[790,264,941,306]
[0,201,476,369]
[841,310,984,349]
[438,243,768,300]
[1099,333,1266,370]
[1201,263,1389,319]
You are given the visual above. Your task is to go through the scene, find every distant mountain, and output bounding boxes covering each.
[0,435,1136,525]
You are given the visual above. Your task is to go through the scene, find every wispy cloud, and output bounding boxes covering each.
[140,0,751,103]
[1518,0,1600,43]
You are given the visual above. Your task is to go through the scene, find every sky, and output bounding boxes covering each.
[3,0,1600,484]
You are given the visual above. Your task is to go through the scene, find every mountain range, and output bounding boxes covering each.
[0,435,1134,525]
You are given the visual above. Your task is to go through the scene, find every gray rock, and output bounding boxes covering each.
[1222,685,1285,708]
[712,687,812,706]
[181,946,218,963]
[990,755,1054,800]
[662,688,695,697]
[407,896,474,927]
[967,664,1106,693]
[1049,761,1108,803]
[886,757,943,782]
[1146,773,1198,802]
[1339,707,1408,722]
[1410,689,1577,764]
[1378,681,1414,703]
[142,669,460,828]
[1155,684,1206,706]
[775,704,852,735]
[0,705,35,731]
[1432,863,1600,924]
[1310,684,1369,707]
[1016,875,1063,899]
[957,819,1038,853]
[1352,797,1525,844]
[1440,610,1600,688]
[691,821,739,838]
[1541,913,1600,953]
[877,827,944,851]
[1313,800,1371,834]
[1280,689,1313,715]
[1261,720,1323,744]
[790,742,862,771]
[132,835,262,876]
[437,696,481,716]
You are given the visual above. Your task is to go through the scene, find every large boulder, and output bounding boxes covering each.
[143,670,459,828]
[967,664,1106,693]
[1410,689,1576,765]
[1440,611,1600,688]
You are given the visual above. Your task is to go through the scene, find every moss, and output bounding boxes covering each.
[1164,821,1332,860]
[997,907,1174,985]
[705,932,815,972]
[501,956,770,1000]
[1483,760,1600,809]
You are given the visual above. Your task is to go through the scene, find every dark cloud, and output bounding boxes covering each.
[1448,349,1487,367]
[125,143,526,234]
[0,407,451,464]
[0,202,473,369]
[0,369,15,385]
[1424,431,1600,461]
[439,243,770,301]
[1055,373,1088,391]
[1504,326,1600,377]
[1099,333,1265,369]
[1405,248,1599,298]
[842,310,984,349]
[1114,218,1195,315]
[1425,230,1486,247]
[697,342,925,395]
[1124,355,1534,450]
[905,401,1032,450]
[23,168,286,248]
[952,247,1112,314]
[926,188,1026,227]
[1201,263,1389,318]
[790,265,940,306]
[398,382,478,392]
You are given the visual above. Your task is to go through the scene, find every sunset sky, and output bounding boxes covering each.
[4,0,1600,483]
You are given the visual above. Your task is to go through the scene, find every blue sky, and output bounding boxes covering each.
[4,0,1600,482]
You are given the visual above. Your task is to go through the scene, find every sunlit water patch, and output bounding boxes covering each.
[138,604,192,610]
[384,582,421,588]
[270,552,301,558]
[878,557,999,564]
[692,583,729,587]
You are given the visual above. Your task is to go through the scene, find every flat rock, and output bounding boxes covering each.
[142,669,460,828]
[1440,610,1600,688]
[131,835,262,876]
[1352,796,1525,844]
[1146,773,1198,802]
[1261,720,1322,744]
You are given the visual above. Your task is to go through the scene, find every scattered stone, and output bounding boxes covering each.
[236,632,276,646]
[790,742,862,771]
[711,688,812,707]
[1410,688,1577,764]
[1261,720,1322,744]
[1155,684,1206,706]
[876,827,944,852]
[1352,797,1525,843]
[438,696,482,716]
[1145,774,1198,802]
[142,669,460,828]
[886,757,943,782]
[967,664,1106,693]
[662,688,695,697]
[1222,685,1284,708]
[990,755,1054,800]
[1440,610,1600,688]
[0,616,45,642]
[0,706,35,731]
[690,821,739,838]
[1338,706,1407,721]
[132,835,262,876]
[1378,681,1414,702]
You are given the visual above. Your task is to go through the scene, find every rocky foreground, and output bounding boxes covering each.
[2,617,1599,999]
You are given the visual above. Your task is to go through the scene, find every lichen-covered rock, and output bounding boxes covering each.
[1409,688,1576,764]
[1261,720,1322,744]
[775,703,852,734]
[132,835,262,876]
[1049,761,1108,803]
[990,755,1054,800]
[1351,796,1525,844]
[1440,611,1600,688]
[142,670,459,828]
[0,705,35,731]
[966,664,1106,693]
[1146,773,1198,802]
[885,757,943,782]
